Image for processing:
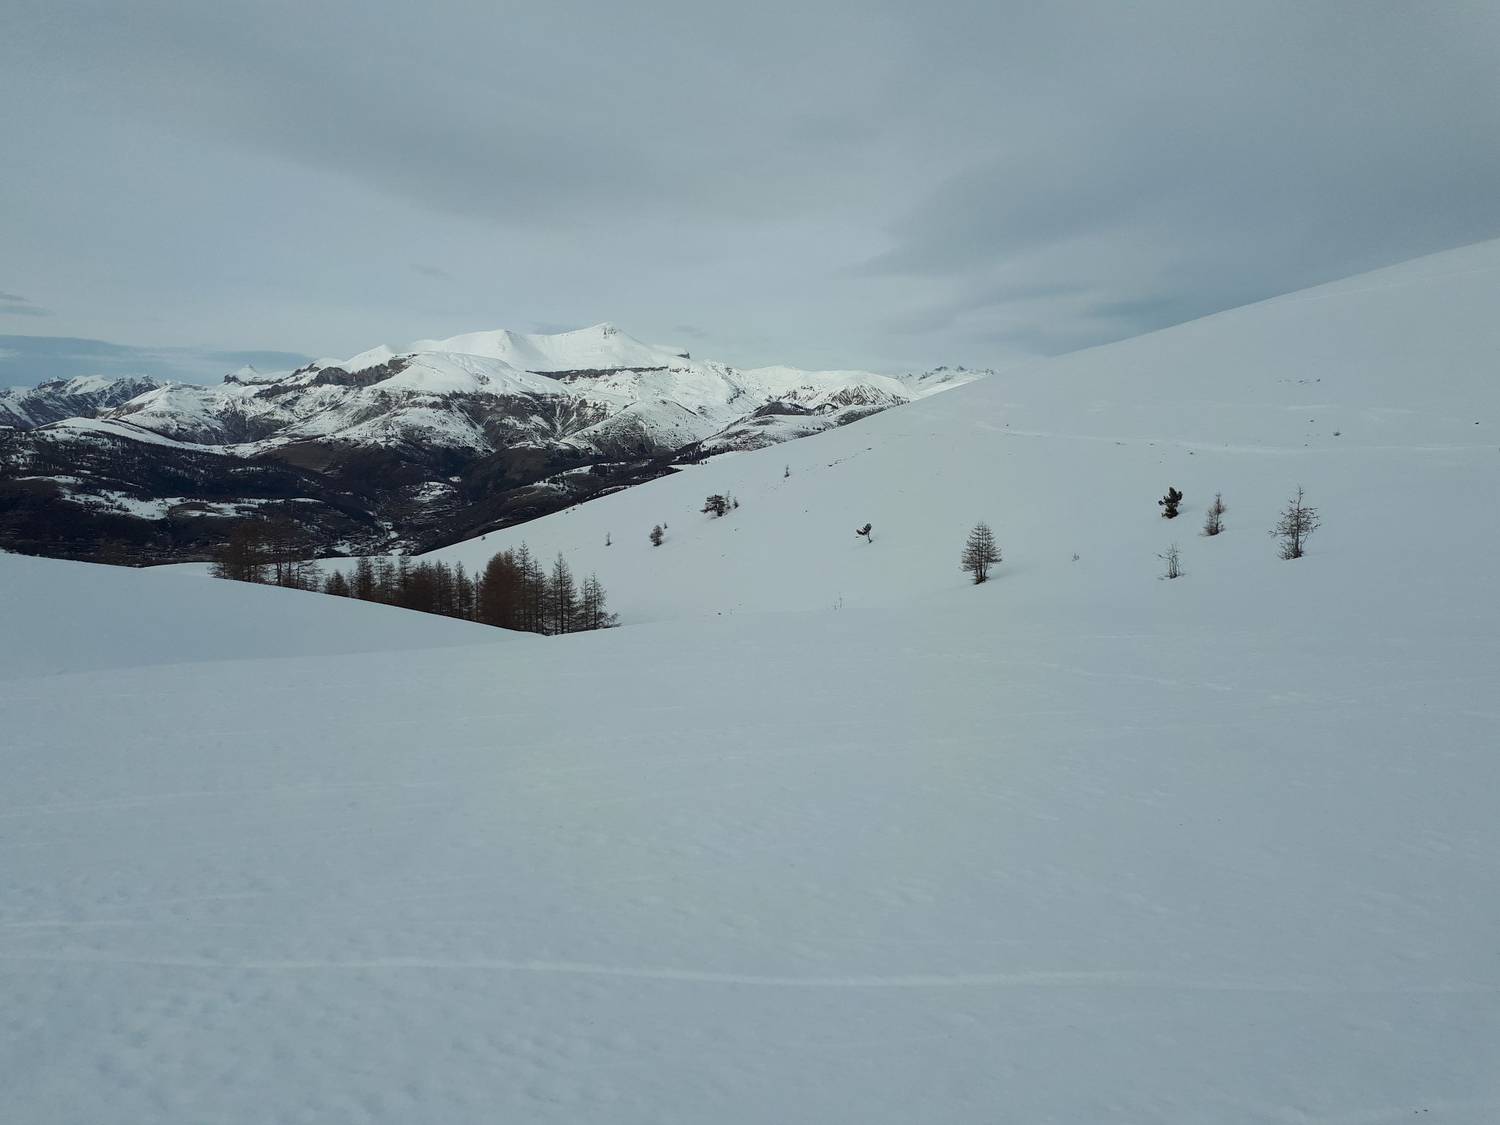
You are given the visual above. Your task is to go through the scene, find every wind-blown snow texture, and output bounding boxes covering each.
[4,241,1499,1123]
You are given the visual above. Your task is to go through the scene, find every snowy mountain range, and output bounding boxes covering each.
[0,374,169,430]
[0,324,985,562]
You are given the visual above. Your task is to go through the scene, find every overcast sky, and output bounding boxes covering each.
[3,0,1499,385]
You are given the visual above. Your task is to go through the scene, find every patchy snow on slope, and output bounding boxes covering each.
[58,491,325,520]
[0,374,170,429]
[37,415,230,451]
[5,241,1500,1124]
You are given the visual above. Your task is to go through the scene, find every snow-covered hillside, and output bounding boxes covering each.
[5,242,1499,1123]
[423,240,1500,625]
[0,551,510,678]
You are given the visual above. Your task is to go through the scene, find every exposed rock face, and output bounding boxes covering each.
[0,324,988,563]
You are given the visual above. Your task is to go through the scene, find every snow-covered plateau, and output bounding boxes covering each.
[3,240,1498,1123]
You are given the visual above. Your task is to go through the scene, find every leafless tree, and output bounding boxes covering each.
[576,573,618,631]
[1160,542,1183,579]
[960,522,1001,583]
[1271,486,1320,559]
[1202,492,1226,536]
[210,522,269,583]
[547,553,577,635]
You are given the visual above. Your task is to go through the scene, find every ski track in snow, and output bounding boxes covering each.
[1,950,1496,995]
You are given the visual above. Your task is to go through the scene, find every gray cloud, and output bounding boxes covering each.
[3,1,1498,370]
[0,335,311,388]
[0,290,51,318]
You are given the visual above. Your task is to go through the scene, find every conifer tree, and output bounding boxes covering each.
[260,519,316,588]
[960,522,1001,583]
[210,522,269,583]
[517,544,547,632]
[453,562,476,620]
[547,553,577,635]
[352,556,377,601]
[373,557,398,602]
[478,549,522,628]
[1271,486,1320,559]
[577,573,618,631]
[1203,492,1226,536]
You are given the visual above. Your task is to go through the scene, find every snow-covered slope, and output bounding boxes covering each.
[422,239,1500,624]
[406,321,687,372]
[5,242,1499,1123]
[0,551,509,678]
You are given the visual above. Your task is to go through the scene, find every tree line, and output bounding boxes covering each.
[211,520,616,634]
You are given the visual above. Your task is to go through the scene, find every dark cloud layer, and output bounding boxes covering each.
[3,1,1498,376]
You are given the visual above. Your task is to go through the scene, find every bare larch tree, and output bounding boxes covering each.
[1271,486,1320,559]
[960,522,1001,583]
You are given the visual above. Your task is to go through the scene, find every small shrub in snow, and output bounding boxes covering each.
[1203,492,1226,536]
[1160,542,1183,579]
[1158,486,1184,519]
[855,522,873,544]
[702,494,729,518]
[650,524,664,547]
